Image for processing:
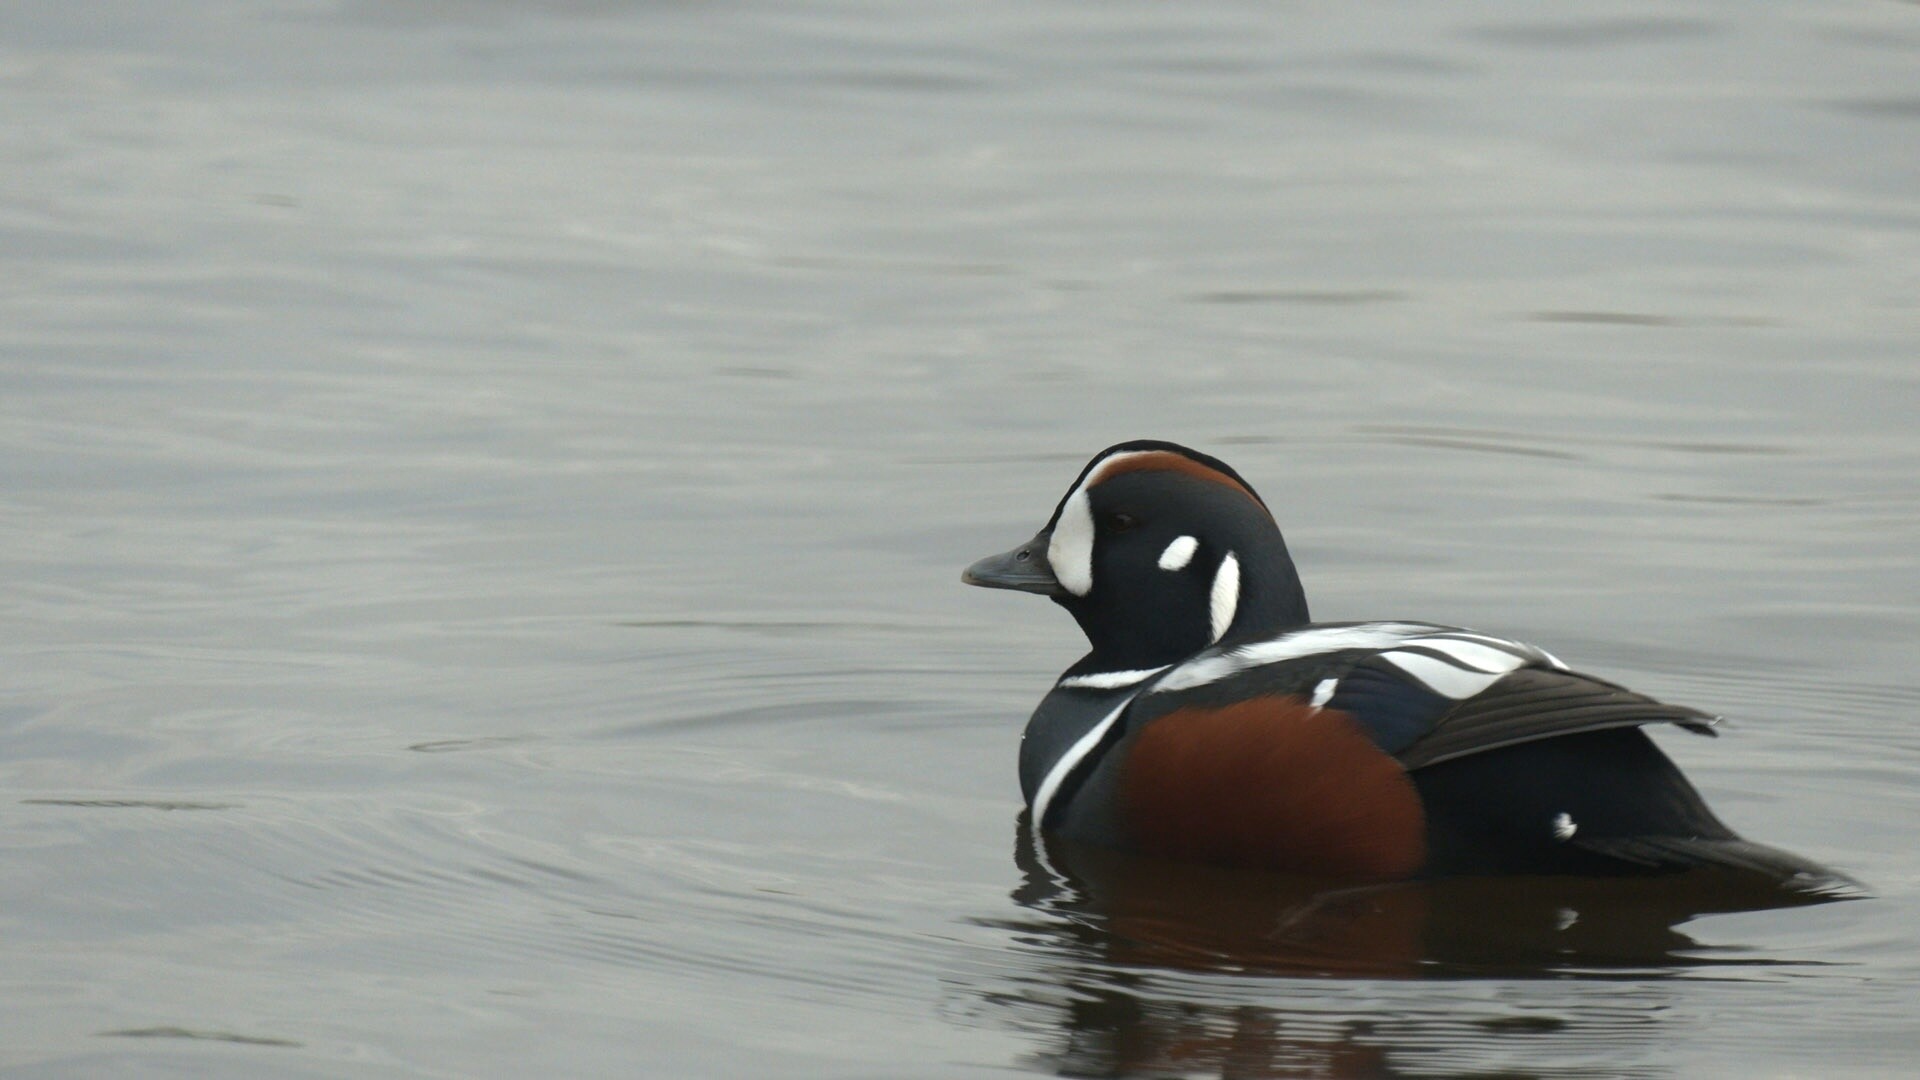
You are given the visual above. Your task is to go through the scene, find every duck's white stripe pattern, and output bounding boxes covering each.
[1308,677,1338,709]
[1048,488,1096,597]
[1379,650,1511,699]
[1030,696,1134,829]
[1371,629,1563,699]
[1157,535,1198,571]
[1058,666,1169,690]
[1154,622,1441,693]
[1153,622,1560,697]
[1401,637,1519,674]
[1422,630,1568,671]
[1207,552,1240,643]
[1047,449,1156,598]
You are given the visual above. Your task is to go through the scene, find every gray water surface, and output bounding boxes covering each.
[3,2,1918,1077]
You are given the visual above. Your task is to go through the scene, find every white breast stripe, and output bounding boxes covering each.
[1058,666,1169,690]
[1153,622,1441,693]
[1208,552,1240,643]
[1379,650,1510,700]
[1030,697,1134,829]
[1157,535,1198,571]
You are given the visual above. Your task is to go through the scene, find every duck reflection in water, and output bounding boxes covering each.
[1009,812,1841,979]
[987,814,1848,1079]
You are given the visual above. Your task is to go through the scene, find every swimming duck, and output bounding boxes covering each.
[965,440,1839,885]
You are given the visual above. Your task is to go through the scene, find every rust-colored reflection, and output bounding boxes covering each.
[1023,836,1431,978]
[989,814,1853,1078]
[1012,814,1846,978]
[1019,990,1401,1080]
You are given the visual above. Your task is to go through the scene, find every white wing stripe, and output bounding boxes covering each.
[1399,637,1529,675]
[1422,630,1559,668]
[1151,622,1563,697]
[1379,650,1511,700]
[1153,622,1441,693]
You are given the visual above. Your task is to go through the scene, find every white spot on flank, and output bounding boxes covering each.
[1058,666,1169,691]
[1048,488,1095,596]
[1208,551,1240,643]
[1309,677,1338,710]
[1157,534,1198,571]
[1555,907,1579,931]
[1552,812,1577,841]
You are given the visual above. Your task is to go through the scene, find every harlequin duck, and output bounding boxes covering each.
[965,440,1845,887]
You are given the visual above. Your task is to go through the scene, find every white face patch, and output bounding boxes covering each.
[1208,551,1240,643]
[1046,450,1155,598]
[1157,535,1198,571]
[1048,489,1095,597]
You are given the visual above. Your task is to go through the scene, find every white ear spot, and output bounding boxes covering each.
[1208,551,1240,643]
[1048,489,1095,596]
[1157,535,1198,571]
[1552,812,1577,841]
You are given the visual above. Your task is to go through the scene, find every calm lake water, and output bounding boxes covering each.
[3,2,1918,1077]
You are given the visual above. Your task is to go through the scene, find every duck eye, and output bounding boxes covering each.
[1106,512,1140,533]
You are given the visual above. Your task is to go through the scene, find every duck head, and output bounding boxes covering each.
[964,441,1311,671]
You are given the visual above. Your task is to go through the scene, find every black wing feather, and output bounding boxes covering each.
[1396,666,1718,772]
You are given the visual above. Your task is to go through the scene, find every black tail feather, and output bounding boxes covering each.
[1575,836,1864,898]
